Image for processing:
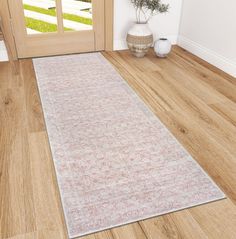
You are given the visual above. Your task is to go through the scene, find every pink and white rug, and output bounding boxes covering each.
[33,53,225,238]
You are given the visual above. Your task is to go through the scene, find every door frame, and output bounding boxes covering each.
[105,0,113,51]
[1,0,113,59]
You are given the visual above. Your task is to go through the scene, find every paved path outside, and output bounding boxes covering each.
[23,0,93,22]
[62,8,92,19]
[23,0,92,11]
[27,28,41,34]
[62,0,91,11]
[24,10,92,31]
[23,0,55,10]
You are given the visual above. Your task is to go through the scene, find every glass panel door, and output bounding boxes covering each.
[61,0,93,32]
[8,0,105,58]
[23,0,58,34]
[22,0,93,34]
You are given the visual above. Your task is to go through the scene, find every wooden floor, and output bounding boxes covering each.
[0,46,236,239]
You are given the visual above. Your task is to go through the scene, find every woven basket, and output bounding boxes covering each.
[127,34,153,58]
[127,34,153,45]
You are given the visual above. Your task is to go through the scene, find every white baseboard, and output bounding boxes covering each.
[178,36,236,77]
[113,39,128,51]
[0,41,9,62]
[114,35,179,51]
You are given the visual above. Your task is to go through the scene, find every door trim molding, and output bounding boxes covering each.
[105,0,113,51]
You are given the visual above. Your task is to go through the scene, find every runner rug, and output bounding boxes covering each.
[33,53,225,238]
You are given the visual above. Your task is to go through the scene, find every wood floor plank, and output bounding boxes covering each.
[168,49,236,103]
[4,230,65,239]
[0,61,20,89]
[143,71,236,156]
[209,101,236,127]
[79,230,114,239]
[189,199,236,239]
[120,50,229,105]
[172,46,236,87]
[111,223,147,239]
[28,132,66,237]
[0,66,36,238]
[159,109,236,201]
[140,209,208,239]
[20,60,45,133]
[118,54,162,72]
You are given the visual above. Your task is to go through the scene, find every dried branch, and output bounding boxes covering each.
[130,0,169,23]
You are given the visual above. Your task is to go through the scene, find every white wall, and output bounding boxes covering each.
[179,0,236,77]
[113,0,183,50]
